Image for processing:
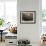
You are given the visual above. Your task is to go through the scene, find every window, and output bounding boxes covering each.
[0,0,17,26]
[0,1,4,17]
[42,0,46,33]
[42,0,46,26]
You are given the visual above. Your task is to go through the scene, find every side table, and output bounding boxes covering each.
[0,30,3,42]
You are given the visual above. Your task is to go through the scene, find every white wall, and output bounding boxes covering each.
[17,0,42,46]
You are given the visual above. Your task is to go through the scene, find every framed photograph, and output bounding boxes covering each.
[20,11,36,24]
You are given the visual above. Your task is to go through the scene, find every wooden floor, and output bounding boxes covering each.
[0,41,5,46]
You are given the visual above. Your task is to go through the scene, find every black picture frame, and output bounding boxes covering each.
[20,11,36,24]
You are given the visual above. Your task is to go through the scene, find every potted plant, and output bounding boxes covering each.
[0,18,5,27]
